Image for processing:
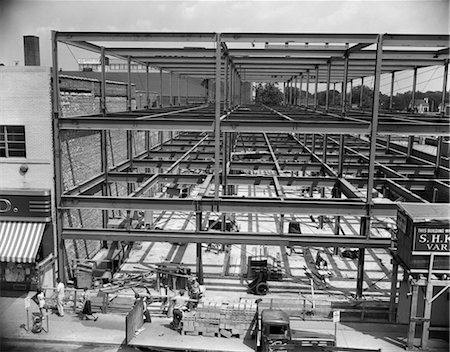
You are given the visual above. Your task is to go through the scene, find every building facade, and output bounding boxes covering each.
[0,66,55,290]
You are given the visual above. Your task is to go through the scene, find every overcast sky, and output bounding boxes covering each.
[0,0,449,93]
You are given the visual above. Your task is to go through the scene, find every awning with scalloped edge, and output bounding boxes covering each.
[0,221,45,263]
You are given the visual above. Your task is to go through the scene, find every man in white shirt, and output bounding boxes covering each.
[56,278,65,317]
[170,289,195,331]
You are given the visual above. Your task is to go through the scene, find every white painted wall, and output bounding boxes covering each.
[0,66,53,189]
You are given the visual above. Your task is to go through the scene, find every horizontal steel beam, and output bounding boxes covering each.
[60,195,396,216]
[57,31,217,42]
[377,123,450,136]
[221,33,378,43]
[62,227,391,248]
[58,118,214,131]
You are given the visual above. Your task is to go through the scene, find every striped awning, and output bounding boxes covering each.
[0,221,46,263]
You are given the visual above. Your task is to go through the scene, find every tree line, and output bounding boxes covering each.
[255,83,448,111]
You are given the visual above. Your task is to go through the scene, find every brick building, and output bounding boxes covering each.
[0,65,152,290]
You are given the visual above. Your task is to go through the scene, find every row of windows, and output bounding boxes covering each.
[79,63,147,71]
[0,125,26,158]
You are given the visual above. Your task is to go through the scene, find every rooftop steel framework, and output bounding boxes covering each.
[51,32,449,297]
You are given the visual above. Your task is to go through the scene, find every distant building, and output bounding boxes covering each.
[62,70,207,107]
[78,57,151,72]
[409,98,430,113]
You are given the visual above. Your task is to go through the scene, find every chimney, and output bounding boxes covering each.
[23,36,40,66]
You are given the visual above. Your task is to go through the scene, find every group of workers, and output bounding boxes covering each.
[134,276,203,332]
[169,276,203,331]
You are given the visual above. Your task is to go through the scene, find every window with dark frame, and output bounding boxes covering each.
[0,125,26,158]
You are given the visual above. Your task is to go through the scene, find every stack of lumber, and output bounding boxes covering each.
[99,272,154,293]
[182,300,257,338]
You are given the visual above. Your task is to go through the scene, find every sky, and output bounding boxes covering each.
[0,0,449,94]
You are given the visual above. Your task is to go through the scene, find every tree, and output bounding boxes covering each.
[255,83,284,105]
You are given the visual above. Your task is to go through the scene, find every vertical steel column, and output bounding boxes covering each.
[305,70,310,108]
[146,64,150,108]
[360,77,364,108]
[294,76,298,105]
[288,79,292,105]
[389,71,395,111]
[239,77,242,105]
[387,71,395,152]
[196,210,204,285]
[349,79,353,109]
[311,134,316,154]
[127,57,132,111]
[159,68,163,107]
[214,34,222,199]
[366,34,383,211]
[222,131,228,194]
[186,77,189,104]
[337,134,345,177]
[407,283,419,349]
[224,57,229,110]
[178,75,181,106]
[388,259,399,322]
[101,47,107,116]
[299,74,303,106]
[325,61,331,112]
[411,66,418,113]
[228,63,233,109]
[358,34,384,299]
[440,59,449,117]
[342,55,349,115]
[314,66,319,110]
[100,47,108,235]
[51,31,65,282]
[169,72,173,106]
[407,67,418,159]
[436,60,449,175]
[436,137,443,177]
[335,130,345,241]
[332,83,336,107]
[230,69,235,106]
[421,272,434,349]
[355,245,365,297]
[127,56,133,204]
[407,135,414,159]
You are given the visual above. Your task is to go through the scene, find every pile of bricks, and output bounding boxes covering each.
[182,300,257,338]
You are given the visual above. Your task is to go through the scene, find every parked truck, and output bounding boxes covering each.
[256,309,335,351]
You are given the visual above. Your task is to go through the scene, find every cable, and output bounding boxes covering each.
[420,66,439,92]
[362,273,389,293]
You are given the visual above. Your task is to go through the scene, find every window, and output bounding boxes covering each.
[0,125,26,157]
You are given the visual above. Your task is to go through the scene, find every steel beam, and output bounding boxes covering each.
[60,195,397,216]
[61,228,391,248]
[51,30,65,281]
[214,34,222,199]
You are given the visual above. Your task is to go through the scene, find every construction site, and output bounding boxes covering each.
[31,31,448,351]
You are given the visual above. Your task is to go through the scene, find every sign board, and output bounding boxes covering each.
[24,297,30,309]
[333,310,340,323]
[413,226,450,252]
[0,191,51,220]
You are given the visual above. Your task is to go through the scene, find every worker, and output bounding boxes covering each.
[187,277,202,309]
[315,252,328,270]
[134,293,151,323]
[170,289,196,332]
[36,288,46,316]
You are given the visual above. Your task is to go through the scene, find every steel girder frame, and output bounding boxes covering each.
[52,31,449,287]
